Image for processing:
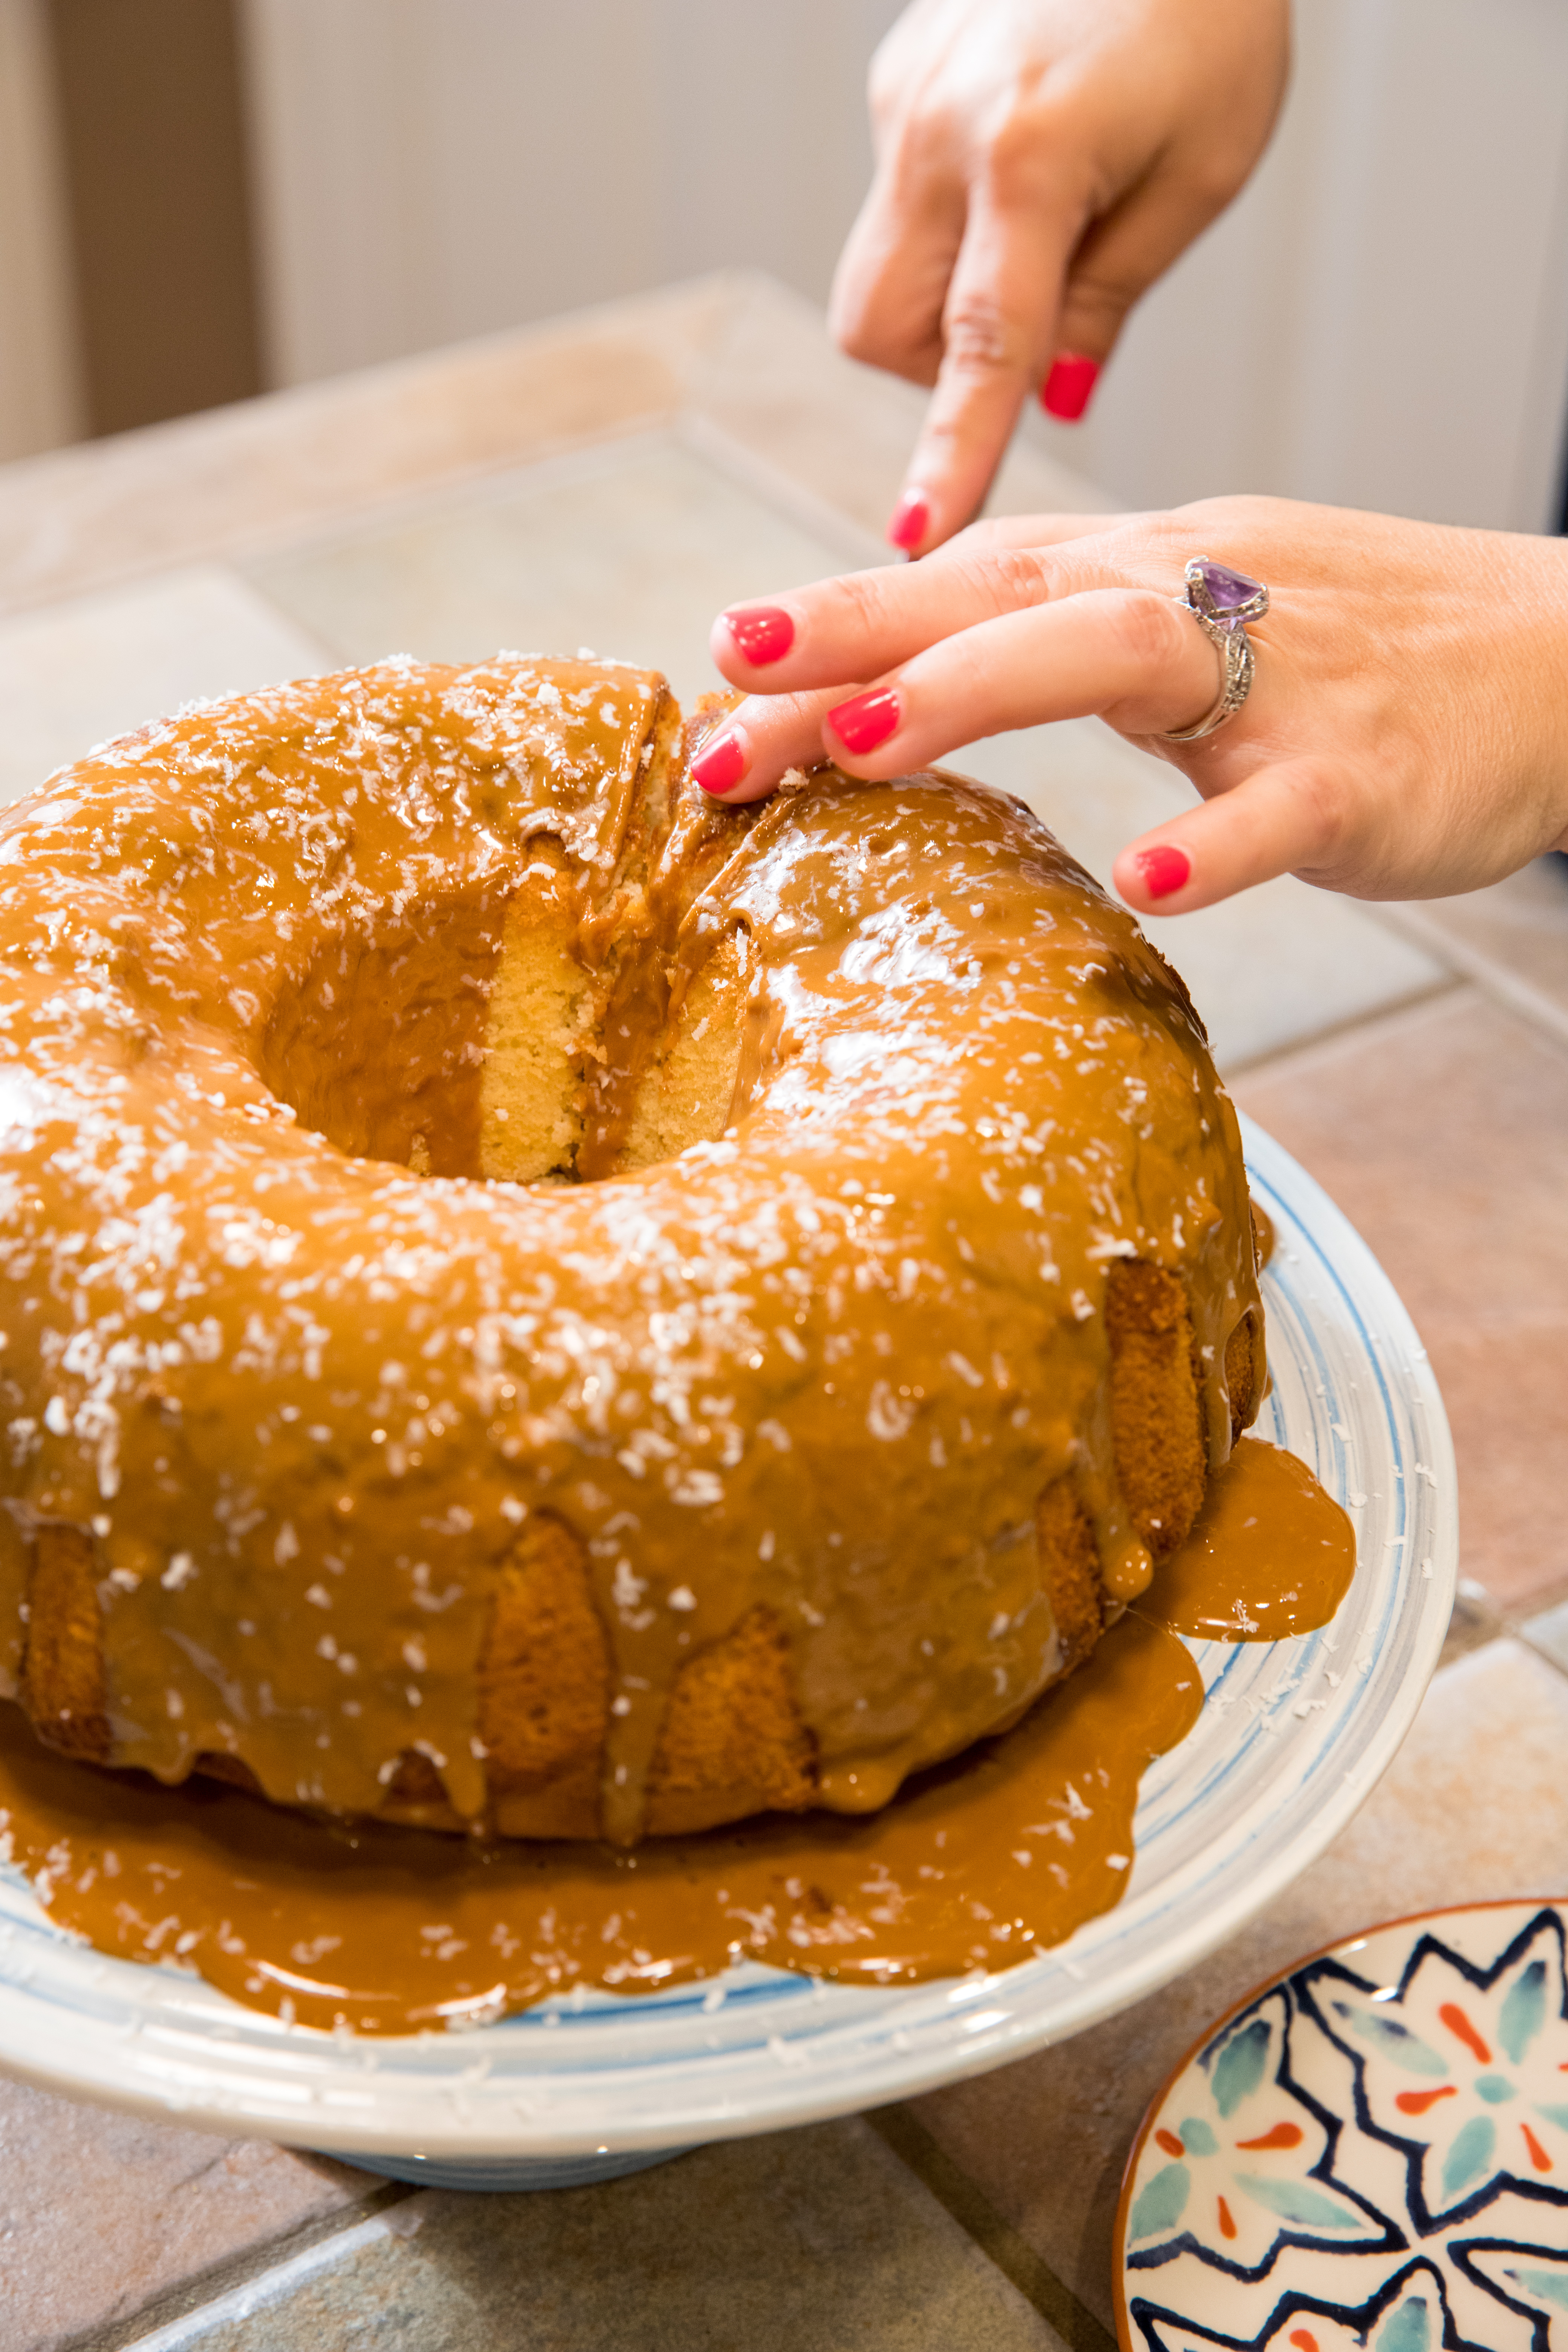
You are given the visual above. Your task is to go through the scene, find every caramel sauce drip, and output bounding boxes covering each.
[0,1441,1351,2034]
[1251,1201,1277,1270]
[1140,1436,1355,1641]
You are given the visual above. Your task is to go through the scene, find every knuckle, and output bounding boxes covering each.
[866,60,900,128]
[983,106,1074,208]
[931,540,1054,619]
[940,289,1029,381]
[1107,588,1190,674]
[865,19,919,121]
[1288,761,1353,858]
[943,516,1012,561]
[878,96,968,198]
[1174,142,1261,220]
[833,568,904,641]
[1060,268,1136,343]
[988,545,1057,612]
[905,530,1055,620]
[827,281,872,354]
[1228,493,1285,533]
[1178,492,1279,547]
[830,284,940,382]
[833,308,895,370]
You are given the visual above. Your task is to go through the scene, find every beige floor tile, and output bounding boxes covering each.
[960,721,1450,1071]
[0,2075,375,2352]
[1232,989,1568,1609]
[1521,1594,1568,1672]
[1389,856,1568,1048]
[149,2119,1068,2352]
[0,566,330,808]
[240,431,865,710]
[906,1635,1568,2337]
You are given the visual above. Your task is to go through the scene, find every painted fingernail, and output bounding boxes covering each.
[692,728,748,795]
[887,490,930,552]
[1135,845,1191,901]
[724,604,794,668]
[1041,352,1100,423]
[827,688,901,756]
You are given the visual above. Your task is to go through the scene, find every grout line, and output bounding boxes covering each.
[110,2216,397,2351]
[69,2179,419,2352]
[1520,1634,1568,1682]
[1375,903,1568,1054]
[1436,1559,1568,1679]
[1482,1583,1568,1679]
[676,409,890,571]
[1215,972,1464,1084]
[866,2104,1118,2352]
[1222,975,1484,1092]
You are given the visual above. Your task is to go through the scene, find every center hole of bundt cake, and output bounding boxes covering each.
[258,890,513,1179]
[257,883,753,1184]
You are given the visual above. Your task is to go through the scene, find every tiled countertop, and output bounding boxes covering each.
[1,273,1565,2351]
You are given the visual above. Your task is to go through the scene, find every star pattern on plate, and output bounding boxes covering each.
[1301,1911,1568,2234]
[1119,1903,1568,2352]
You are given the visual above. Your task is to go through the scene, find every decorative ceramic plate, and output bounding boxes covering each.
[1116,1900,1568,2352]
[0,1118,1457,2188]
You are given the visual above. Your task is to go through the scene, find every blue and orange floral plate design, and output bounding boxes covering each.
[1116,1900,1568,2352]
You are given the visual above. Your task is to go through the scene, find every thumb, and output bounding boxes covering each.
[1111,758,1352,915]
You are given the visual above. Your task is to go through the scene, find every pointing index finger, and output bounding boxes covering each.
[893,182,1083,553]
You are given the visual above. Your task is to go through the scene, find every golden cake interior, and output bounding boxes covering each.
[254,699,750,1199]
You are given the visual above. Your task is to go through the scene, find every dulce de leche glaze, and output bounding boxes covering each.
[0,1436,1352,2032]
[1146,1436,1355,1642]
[0,657,1262,1846]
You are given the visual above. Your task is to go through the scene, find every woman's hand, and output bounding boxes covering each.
[700,498,1568,916]
[834,0,1290,555]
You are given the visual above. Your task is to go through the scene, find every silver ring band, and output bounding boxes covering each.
[1163,557,1268,743]
[1164,617,1254,742]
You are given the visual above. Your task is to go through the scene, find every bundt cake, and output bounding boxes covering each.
[0,656,1263,1844]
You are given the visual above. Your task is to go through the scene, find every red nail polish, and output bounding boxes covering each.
[827,688,900,756]
[724,605,794,668]
[1041,352,1100,423]
[692,729,747,795]
[1135,844,1191,901]
[887,490,929,552]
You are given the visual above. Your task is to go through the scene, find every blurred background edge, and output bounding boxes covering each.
[1,0,1567,533]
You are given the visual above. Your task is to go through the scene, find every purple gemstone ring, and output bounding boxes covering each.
[1162,557,1268,743]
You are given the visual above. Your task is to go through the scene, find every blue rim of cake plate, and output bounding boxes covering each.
[0,1116,1458,2191]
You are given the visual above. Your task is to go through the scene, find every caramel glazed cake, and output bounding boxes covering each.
[0,655,1264,1850]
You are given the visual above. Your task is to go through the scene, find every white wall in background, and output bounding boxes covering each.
[244,0,1568,534]
[1047,0,1568,532]
[3,0,1557,533]
[0,0,82,461]
[240,0,906,386]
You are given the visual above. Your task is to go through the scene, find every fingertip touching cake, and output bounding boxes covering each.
[0,656,1263,1845]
